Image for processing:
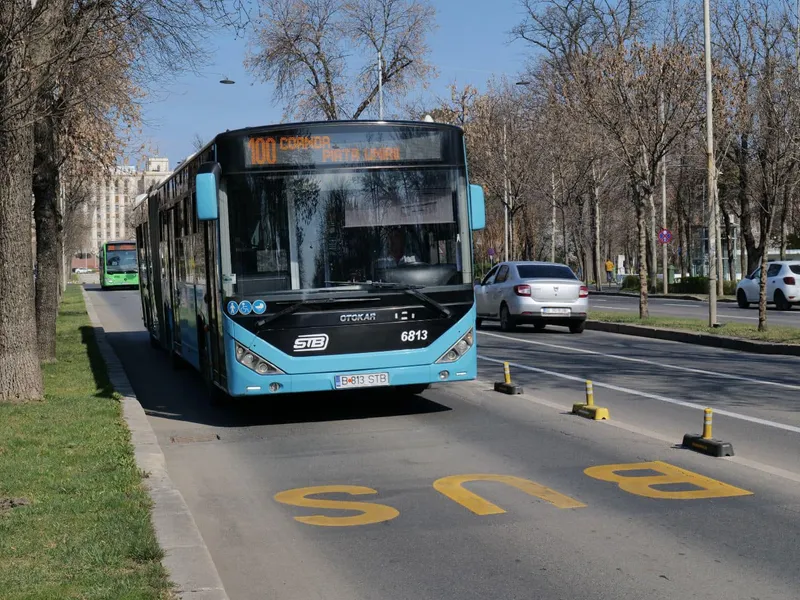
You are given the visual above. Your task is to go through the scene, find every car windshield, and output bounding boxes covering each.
[517,264,577,280]
[222,168,472,297]
[105,249,137,273]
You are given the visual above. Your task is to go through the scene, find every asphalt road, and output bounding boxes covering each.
[591,292,800,327]
[87,286,800,600]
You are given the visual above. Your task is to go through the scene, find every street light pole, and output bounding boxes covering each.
[503,122,509,261]
[660,92,668,294]
[378,51,383,120]
[703,0,718,326]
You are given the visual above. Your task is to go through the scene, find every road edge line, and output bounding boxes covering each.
[452,379,800,485]
[82,287,230,600]
[585,320,800,356]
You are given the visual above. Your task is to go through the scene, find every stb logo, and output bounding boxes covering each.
[293,333,329,352]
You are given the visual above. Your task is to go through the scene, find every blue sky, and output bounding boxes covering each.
[134,0,531,168]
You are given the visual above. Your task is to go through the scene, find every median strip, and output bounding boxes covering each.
[588,310,800,356]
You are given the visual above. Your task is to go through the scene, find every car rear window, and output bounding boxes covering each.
[517,264,577,279]
[790,265,800,275]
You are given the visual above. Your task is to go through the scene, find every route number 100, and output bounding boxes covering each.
[401,330,428,342]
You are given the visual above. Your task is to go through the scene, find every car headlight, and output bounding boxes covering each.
[234,341,284,375]
[436,328,474,363]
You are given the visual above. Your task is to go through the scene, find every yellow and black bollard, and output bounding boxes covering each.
[571,379,609,420]
[682,407,734,457]
[494,361,523,395]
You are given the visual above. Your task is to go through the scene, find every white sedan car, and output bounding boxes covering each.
[475,261,589,333]
[736,260,800,310]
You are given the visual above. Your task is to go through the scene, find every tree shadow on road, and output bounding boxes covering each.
[80,326,116,400]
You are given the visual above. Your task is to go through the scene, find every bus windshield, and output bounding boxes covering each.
[224,167,471,297]
[105,246,137,273]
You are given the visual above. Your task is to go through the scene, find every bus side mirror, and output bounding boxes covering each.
[469,184,485,230]
[196,162,221,221]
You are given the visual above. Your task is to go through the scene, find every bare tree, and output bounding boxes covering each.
[246,0,437,120]
[0,0,245,401]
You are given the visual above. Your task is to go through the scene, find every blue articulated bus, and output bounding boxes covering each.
[131,120,486,404]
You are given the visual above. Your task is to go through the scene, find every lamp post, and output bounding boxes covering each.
[703,0,718,327]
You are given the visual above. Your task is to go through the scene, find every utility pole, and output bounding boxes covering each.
[377,51,383,119]
[660,92,668,294]
[703,0,718,326]
[503,123,509,261]
[550,169,557,263]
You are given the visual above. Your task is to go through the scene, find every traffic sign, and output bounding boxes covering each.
[488,248,496,257]
[658,228,672,244]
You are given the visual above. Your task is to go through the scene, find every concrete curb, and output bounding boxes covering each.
[81,287,229,600]
[589,290,736,303]
[586,320,800,356]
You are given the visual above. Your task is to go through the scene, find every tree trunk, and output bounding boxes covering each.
[648,190,657,288]
[738,135,760,273]
[757,240,769,332]
[635,183,649,318]
[0,30,43,400]
[722,205,736,285]
[592,165,602,291]
[33,113,61,363]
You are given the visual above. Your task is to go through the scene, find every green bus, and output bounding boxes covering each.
[99,240,139,289]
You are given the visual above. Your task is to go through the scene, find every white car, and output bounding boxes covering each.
[736,260,800,310]
[474,261,589,333]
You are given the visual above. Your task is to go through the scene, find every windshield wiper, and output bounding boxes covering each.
[255,298,335,329]
[360,281,452,318]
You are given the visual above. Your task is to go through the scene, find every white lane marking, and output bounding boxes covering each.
[596,306,628,311]
[463,378,800,484]
[479,330,800,391]
[477,355,800,435]
[664,302,699,307]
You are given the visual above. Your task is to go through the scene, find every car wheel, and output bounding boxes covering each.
[533,322,546,332]
[476,318,483,329]
[737,289,749,309]
[569,320,586,334]
[500,304,516,332]
[775,290,791,311]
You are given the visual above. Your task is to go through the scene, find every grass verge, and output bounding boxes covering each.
[0,285,172,599]
[590,309,800,344]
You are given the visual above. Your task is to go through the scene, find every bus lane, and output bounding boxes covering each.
[88,286,800,600]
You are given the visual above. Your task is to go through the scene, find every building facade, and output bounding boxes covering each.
[85,157,171,254]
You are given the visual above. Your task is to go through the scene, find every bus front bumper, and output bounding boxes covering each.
[227,350,477,396]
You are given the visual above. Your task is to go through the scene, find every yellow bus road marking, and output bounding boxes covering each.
[584,461,753,500]
[274,485,400,527]
[432,474,586,515]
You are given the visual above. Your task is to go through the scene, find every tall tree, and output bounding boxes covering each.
[246,0,437,120]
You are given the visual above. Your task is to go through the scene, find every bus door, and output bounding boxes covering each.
[203,221,223,384]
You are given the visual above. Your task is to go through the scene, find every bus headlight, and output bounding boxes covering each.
[234,341,284,375]
[435,328,474,364]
